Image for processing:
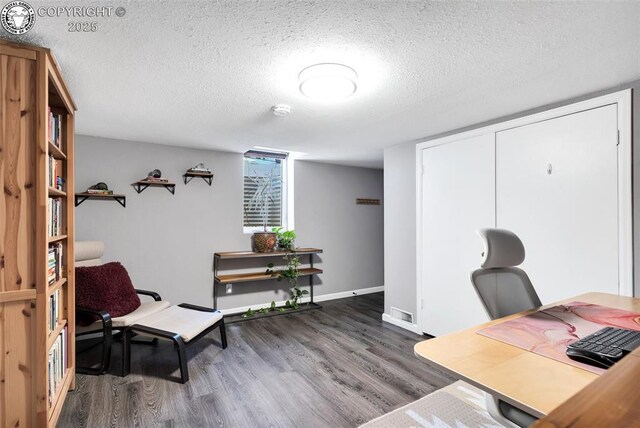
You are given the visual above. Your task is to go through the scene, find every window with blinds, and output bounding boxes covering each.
[243,150,288,231]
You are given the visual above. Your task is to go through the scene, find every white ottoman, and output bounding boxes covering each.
[128,303,227,383]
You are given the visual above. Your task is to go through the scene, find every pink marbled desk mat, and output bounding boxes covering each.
[476,302,640,374]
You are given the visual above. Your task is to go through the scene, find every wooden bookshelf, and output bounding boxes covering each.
[0,39,76,428]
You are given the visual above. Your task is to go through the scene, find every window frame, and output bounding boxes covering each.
[242,150,293,234]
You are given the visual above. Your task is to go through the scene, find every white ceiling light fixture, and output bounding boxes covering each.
[298,63,358,100]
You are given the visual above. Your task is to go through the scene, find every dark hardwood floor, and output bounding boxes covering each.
[58,293,454,427]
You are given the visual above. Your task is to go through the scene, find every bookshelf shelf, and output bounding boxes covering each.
[0,40,77,427]
[48,187,66,197]
[75,192,126,208]
[47,320,67,350]
[48,278,67,295]
[47,141,66,160]
[133,180,176,194]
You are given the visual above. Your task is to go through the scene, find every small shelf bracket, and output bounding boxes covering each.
[183,173,214,186]
[75,194,126,208]
[132,182,175,195]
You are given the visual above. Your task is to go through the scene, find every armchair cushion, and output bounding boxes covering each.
[76,262,141,326]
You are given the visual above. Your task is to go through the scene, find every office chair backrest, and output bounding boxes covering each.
[471,228,542,320]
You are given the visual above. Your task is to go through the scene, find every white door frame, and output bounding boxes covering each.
[415,89,633,335]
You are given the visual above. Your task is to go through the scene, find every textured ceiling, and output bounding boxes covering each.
[8,0,640,168]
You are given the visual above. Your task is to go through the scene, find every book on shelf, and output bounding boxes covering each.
[142,176,170,183]
[48,107,63,148]
[47,198,63,237]
[49,288,61,332]
[48,155,64,190]
[47,243,63,285]
[85,189,113,195]
[187,168,212,174]
[48,326,67,405]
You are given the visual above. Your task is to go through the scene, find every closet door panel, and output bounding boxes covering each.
[496,105,619,303]
[421,134,495,336]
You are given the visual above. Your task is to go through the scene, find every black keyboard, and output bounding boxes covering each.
[566,326,640,369]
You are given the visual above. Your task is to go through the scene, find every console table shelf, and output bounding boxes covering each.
[215,267,323,284]
[213,248,323,318]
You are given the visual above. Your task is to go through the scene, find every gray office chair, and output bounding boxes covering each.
[471,228,542,428]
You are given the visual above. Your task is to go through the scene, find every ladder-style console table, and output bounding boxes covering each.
[213,248,323,318]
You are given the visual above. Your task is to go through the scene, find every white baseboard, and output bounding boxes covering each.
[382,313,423,335]
[314,285,384,302]
[219,285,384,316]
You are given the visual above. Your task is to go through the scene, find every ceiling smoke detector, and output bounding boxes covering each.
[298,63,358,100]
[271,104,291,116]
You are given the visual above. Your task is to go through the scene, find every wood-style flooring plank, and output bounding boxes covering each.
[58,293,454,427]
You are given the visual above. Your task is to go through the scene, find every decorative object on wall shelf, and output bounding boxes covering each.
[184,163,214,185]
[75,193,126,207]
[356,198,381,205]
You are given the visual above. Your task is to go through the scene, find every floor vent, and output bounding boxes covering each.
[391,307,413,324]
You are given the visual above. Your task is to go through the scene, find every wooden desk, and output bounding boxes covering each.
[414,292,640,418]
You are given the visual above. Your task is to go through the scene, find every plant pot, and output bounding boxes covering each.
[252,232,277,253]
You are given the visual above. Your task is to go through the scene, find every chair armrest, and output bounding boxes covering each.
[76,306,112,323]
[178,303,218,313]
[76,306,112,335]
[135,289,162,301]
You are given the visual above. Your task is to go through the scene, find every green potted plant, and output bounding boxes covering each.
[273,227,296,251]
[242,229,308,318]
[245,167,280,252]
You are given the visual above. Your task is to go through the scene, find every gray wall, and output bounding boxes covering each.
[74,135,384,309]
[384,80,640,321]
[383,143,417,318]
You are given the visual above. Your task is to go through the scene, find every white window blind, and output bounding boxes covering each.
[243,151,287,230]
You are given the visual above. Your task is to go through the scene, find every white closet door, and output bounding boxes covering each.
[496,104,620,303]
[421,134,495,336]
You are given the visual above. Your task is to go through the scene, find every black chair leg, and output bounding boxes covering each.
[219,319,228,349]
[122,328,132,377]
[175,338,189,383]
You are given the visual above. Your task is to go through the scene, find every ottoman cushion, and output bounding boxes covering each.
[134,305,223,342]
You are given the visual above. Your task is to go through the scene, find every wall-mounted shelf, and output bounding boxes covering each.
[183,171,214,186]
[75,193,126,208]
[132,180,175,194]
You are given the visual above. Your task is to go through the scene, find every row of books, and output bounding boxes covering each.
[49,289,62,332]
[47,243,63,286]
[48,198,62,237]
[48,107,63,148]
[48,327,67,405]
[48,155,64,191]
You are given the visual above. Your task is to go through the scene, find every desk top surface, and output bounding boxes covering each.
[414,292,640,418]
